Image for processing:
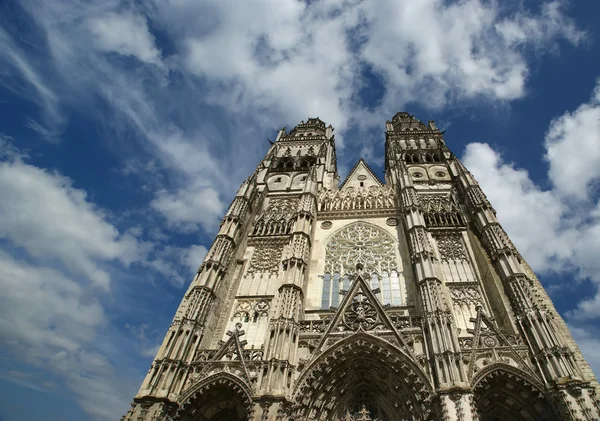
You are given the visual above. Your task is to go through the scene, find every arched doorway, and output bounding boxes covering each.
[293,333,433,421]
[176,373,251,421]
[472,365,560,421]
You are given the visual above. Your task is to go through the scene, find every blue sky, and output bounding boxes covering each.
[0,0,599,420]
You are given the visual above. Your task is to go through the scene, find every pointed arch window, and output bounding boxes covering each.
[321,223,404,309]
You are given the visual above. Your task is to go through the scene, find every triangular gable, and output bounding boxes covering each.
[203,323,251,384]
[315,268,412,355]
[340,159,384,189]
[466,307,533,378]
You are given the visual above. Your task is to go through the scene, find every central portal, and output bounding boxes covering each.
[293,334,432,421]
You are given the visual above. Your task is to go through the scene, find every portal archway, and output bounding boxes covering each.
[472,364,560,421]
[176,373,252,421]
[293,333,433,420]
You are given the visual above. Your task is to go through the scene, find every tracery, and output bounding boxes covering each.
[321,223,404,308]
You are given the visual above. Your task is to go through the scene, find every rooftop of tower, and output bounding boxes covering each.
[387,112,441,133]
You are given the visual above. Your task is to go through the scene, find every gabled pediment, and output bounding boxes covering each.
[466,307,535,379]
[314,268,412,356]
[340,159,383,190]
[198,323,252,385]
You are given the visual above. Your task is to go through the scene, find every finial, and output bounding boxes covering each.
[356,263,364,273]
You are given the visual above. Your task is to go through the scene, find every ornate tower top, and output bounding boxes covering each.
[386,111,440,133]
[278,117,334,141]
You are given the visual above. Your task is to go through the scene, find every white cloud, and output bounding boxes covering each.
[0,26,65,137]
[86,11,162,66]
[182,0,356,129]
[152,185,225,233]
[545,80,600,199]
[0,251,105,353]
[0,251,135,420]
[0,160,141,290]
[0,133,28,161]
[137,243,208,287]
[0,147,153,419]
[168,0,586,132]
[180,244,208,273]
[496,1,586,48]
[359,0,584,114]
[462,142,571,272]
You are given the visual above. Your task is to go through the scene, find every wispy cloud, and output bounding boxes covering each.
[86,11,163,66]
[0,26,65,138]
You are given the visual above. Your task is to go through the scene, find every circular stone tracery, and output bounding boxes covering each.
[343,292,379,331]
[325,223,398,276]
[321,221,333,229]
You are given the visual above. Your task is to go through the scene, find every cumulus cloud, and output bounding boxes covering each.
[180,244,208,273]
[165,0,586,130]
[0,244,134,420]
[463,143,572,272]
[0,251,105,353]
[545,80,600,199]
[0,133,28,161]
[0,160,141,290]
[182,0,356,129]
[463,142,600,314]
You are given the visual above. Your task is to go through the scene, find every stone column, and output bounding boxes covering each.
[392,159,478,421]
[255,185,316,420]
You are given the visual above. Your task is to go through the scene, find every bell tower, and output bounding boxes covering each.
[385,112,599,420]
[123,113,599,421]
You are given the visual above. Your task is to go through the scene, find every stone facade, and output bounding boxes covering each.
[122,114,600,421]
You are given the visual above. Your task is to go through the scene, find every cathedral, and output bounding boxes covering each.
[123,113,600,421]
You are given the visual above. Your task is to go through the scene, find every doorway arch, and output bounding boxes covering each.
[175,373,252,421]
[472,364,560,421]
[292,333,433,420]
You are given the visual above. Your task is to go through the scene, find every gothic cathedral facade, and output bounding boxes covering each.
[123,113,600,421]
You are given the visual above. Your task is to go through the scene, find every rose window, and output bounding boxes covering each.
[321,223,404,309]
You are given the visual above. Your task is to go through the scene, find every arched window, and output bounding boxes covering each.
[321,223,404,309]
